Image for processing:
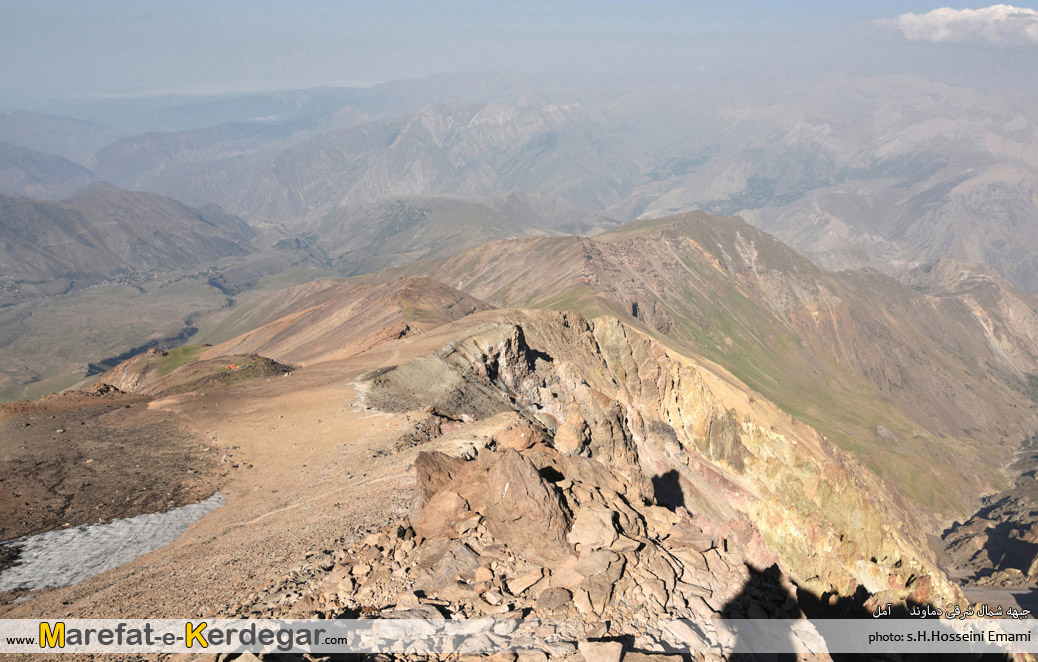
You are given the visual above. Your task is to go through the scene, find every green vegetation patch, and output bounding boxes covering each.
[156,345,207,376]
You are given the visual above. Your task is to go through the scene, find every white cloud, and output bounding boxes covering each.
[876,4,1038,47]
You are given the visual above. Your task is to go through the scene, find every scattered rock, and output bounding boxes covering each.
[535,587,572,611]
[578,639,624,662]
[506,567,543,596]
[568,503,620,550]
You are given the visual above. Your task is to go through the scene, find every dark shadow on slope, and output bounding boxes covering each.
[722,564,1010,662]
[977,520,1038,579]
[1007,591,1038,613]
[940,449,1038,586]
[652,469,685,511]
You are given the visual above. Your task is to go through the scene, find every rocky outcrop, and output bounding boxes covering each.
[254,310,963,629]
[241,422,801,655]
[200,277,495,366]
[206,308,974,659]
[425,311,957,605]
[96,348,169,393]
[95,349,292,396]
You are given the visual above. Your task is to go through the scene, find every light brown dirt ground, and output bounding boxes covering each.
[0,331,460,620]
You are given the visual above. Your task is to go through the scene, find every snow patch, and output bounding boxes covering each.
[0,493,224,593]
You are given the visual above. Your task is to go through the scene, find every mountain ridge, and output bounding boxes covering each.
[0,186,256,293]
[0,141,98,199]
[303,193,617,276]
[372,210,1038,517]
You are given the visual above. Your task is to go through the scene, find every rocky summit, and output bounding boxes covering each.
[5,32,1038,661]
[176,308,958,654]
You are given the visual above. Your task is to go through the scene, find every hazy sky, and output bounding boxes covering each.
[2,1,1037,108]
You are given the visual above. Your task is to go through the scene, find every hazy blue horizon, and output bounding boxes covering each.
[3,0,1038,116]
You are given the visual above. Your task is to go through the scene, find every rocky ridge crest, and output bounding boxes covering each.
[224,310,961,657]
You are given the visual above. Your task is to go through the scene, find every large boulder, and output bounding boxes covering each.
[484,450,573,565]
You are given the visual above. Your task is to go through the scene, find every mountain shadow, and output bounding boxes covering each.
[721,564,1010,662]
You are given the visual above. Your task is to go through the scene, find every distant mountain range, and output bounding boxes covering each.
[0,185,255,292]
[83,97,643,222]
[0,111,120,164]
[719,77,1038,293]
[0,141,97,199]
[304,193,617,275]
[6,74,1035,294]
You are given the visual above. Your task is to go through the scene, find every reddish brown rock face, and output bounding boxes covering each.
[484,450,573,566]
[493,419,545,451]
[413,451,467,512]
